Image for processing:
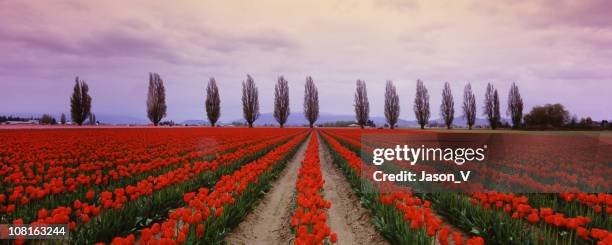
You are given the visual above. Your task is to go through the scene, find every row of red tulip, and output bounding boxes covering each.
[107,131,309,245]
[291,134,336,245]
[470,192,612,244]
[560,192,612,214]
[329,128,609,192]
[329,129,611,226]
[322,128,610,244]
[1,129,254,187]
[0,129,289,220]
[336,128,607,193]
[0,128,307,244]
[319,130,484,245]
[11,131,293,224]
[331,129,611,242]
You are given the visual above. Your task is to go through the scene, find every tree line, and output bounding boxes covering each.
[353,79,524,130]
[65,74,320,128]
[63,74,607,130]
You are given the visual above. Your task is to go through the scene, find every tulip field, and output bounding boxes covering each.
[0,127,610,245]
[318,129,611,245]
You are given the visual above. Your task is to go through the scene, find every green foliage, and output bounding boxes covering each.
[70,77,92,125]
[524,103,569,128]
[40,114,57,125]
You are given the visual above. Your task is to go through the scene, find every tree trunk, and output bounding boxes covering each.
[309,123,314,128]
[420,124,425,129]
[360,125,364,129]
[248,123,253,128]
[447,125,451,129]
[211,122,215,127]
[390,125,394,129]
[280,123,284,128]
[469,125,472,130]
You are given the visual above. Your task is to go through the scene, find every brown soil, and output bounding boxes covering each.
[224,136,310,245]
[318,135,389,245]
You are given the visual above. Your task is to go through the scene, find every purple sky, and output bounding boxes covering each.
[1,0,611,122]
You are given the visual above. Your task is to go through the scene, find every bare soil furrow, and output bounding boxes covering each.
[224,137,309,245]
[318,134,389,245]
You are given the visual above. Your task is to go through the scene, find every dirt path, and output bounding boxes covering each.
[224,136,310,245]
[318,134,389,245]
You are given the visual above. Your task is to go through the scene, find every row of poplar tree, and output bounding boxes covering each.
[68,74,523,129]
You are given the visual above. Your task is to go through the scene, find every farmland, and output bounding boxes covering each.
[0,127,610,245]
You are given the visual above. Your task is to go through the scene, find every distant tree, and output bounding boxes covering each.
[205,78,221,127]
[500,121,511,128]
[579,117,593,129]
[483,83,500,129]
[507,82,524,129]
[483,83,494,128]
[60,113,67,125]
[384,80,400,129]
[493,90,500,128]
[146,73,167,126]
[274,76,290,128]
[303,76,319,128]
[366,119,376,128]
[569,115,578,129]
[0,115,30,123]
[242,74,259,128]
[231,120,246,126]
[440,82,454,129]
[40,114,57,125]
[354,80,369,129]
[462,83,476,129]
[70,77,92,126]
[414,79,430,129]
[159,120,176,126]
[523,103,569,128]
[88,113,96,125]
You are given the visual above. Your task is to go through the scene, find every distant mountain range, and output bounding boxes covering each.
[182,112,499,128]
[95,114,150,125]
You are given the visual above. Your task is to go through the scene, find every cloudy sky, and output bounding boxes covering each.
[1,0,611,122]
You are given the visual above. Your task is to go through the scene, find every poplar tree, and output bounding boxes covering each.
[274,76,290,128]
[242,75,259,128]
[440,82,454,129]
[303,76,319,128]
[205,78,221,127]
[354,80,369,129]
[462,83,476,129]
[70,77,92,126]
[146,73,167,126]
[384,80,400,129]
[414,79,430,129]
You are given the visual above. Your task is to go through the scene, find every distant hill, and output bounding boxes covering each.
[181,119,208,125]
[95,114,149,125]
[202,112,499,128]
[428,117,500,128]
